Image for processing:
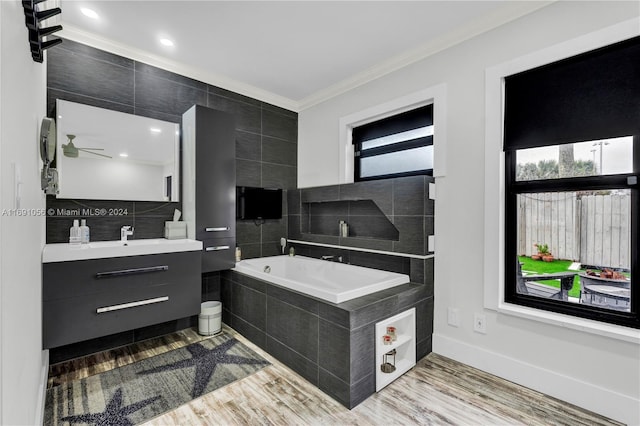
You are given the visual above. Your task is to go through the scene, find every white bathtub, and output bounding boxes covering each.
[232,255,410,303]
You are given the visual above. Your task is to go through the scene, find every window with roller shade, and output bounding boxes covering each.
[504,36,639,329]
[353,104,433,181]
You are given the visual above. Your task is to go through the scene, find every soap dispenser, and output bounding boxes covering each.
[80,219,90,244]
[69,220,81,245]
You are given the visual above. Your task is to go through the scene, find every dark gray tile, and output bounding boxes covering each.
[237,221,261,245]
[236,131,261,161]
[58,38,134,68]
[397,285,429,312]
[287,215,302,239]
[393,176,425,216]
[266,336,318,385]
[266,298,318,361]
[412,297,434,343]
[299,233,341,246]
[132,107,181,124]
[208,85,261,107]
[287,190,301,215]
[135,62,207,91]
[425,257,434,287]
[233,284,266,331]
[267,287,319,315]
[48,46,134,107]
[309,215,343,236]
[202,272,221,302]
[319,320,350,382]
[208,93,261,134]
[348,200,384,216]
[340,180,393,216]
[351,296,399,329]
[318,368,350,408]
[393,216,425,255]
[350,373,375,408]
[135,72,207,117]
[262,163,296,190]
[310,201,348,216]
[348,215,398,240]
[133,317,193,342]
[228,272,267,293]
[340,237,393,252]
[262,108,297,142]
[221,277,234,312]
[133,201,179,218]
[348,251,408,275]
[417,336,433,360]
[236,159,261,187]
[261,219,287,243]
[237,243,261,259]
[131,216,167,240]
[262,136,297,167]
[47,89,134,119]
[261,242,281,257]
[350,325,375,382]
[261,102,297,118]
[232,315,267,350]
[301,186,340,203]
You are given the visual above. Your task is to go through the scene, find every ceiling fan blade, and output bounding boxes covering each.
[77,148,112,159]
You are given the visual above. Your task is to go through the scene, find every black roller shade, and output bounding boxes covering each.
[353,104,433,142]
[504,36,640,151]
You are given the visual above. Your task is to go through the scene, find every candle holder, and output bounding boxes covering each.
[380,349,397,373]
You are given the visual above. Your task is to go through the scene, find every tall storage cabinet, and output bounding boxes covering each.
[182,105,236,272]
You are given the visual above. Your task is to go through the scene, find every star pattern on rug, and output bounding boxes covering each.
[137,338,269,398]
[60,387,161,426]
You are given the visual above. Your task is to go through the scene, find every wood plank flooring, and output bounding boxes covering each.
[47,326,621,425]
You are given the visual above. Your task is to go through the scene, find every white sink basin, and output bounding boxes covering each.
[42,238,203,263]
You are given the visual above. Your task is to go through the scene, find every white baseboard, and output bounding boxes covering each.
[35,349,49,426]
[433,333,639,426]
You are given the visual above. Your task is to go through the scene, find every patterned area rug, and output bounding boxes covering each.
[44,333,269,425]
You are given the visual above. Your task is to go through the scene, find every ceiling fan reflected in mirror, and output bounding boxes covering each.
[62,134,112,159]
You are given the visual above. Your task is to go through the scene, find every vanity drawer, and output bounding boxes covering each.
[43,251,200,301]
[202,237,235,273]
[43,281,199,348]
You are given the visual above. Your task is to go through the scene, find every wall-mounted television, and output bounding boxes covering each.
[236,186,282,220]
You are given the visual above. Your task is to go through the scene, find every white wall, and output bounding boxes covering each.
[298,2,640,424]
[0,1,48,424]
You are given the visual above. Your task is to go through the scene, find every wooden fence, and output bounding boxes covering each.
[517,192,631,269]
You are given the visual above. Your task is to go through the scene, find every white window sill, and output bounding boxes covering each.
[497,301,640,344]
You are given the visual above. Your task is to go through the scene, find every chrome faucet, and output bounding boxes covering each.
[321,255,343,262]
[121,225,134,242]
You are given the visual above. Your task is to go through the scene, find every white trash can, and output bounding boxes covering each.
[198,301,222,336]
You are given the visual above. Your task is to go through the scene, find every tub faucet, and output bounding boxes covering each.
[321,255,343,263]
[121,225,134,242]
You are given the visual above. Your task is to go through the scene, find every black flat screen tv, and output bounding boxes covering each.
[236,186,282,220]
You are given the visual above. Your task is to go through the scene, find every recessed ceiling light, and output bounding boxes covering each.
[80,8,99,19]
[150,127,162,133]
[119,153,128,158]
[159,38,174,47]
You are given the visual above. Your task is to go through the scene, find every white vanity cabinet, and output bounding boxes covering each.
[42,250,201,349]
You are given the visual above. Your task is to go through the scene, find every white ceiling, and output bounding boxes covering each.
[57,1,551,111]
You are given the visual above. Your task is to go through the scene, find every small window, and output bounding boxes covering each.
[353,104,433,181]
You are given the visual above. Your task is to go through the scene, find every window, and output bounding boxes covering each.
[353,104,433,181]
[503,36,639,329]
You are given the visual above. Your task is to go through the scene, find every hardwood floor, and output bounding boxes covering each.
[47,325,621,425]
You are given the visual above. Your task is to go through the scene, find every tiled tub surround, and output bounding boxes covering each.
[221,267,433,408]
[287,175,434,256]
[45,39,296,360]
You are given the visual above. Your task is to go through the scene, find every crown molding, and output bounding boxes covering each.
[58,25,300,112]
[296,1,555,111]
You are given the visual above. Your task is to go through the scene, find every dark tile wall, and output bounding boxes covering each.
[46,38,297,253]
[221,270,433,408]
[288,175,434,256]
[46,39,296,361]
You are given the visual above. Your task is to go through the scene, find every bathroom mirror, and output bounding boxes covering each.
[56,100,180,202]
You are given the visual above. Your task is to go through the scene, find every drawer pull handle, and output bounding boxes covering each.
[205,227,230,232]
[206,245,230,251]
[96,296,169,314]
[96,265,168,278]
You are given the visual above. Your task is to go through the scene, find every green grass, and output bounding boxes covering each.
[519,256,582,298]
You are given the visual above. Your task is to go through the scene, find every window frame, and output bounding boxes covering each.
[504,140,639,329]
[353,105,434,182]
